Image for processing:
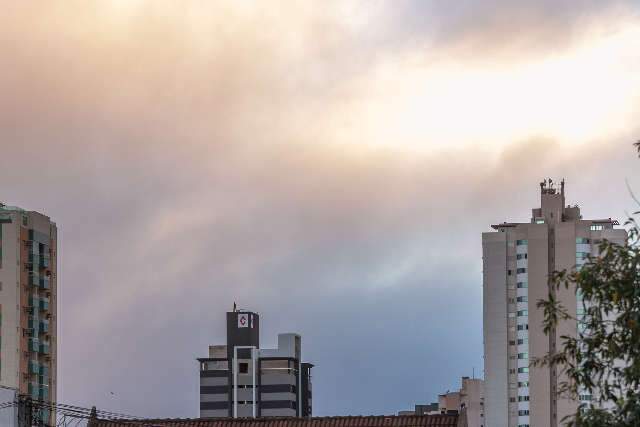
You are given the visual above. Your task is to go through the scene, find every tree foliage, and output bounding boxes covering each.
[534,144,640,426]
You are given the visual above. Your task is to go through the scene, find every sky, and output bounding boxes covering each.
[1,0,640,418]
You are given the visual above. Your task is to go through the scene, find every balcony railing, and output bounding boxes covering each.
[39,343,50,355]
[28,272,40,287]
[28,383,39,399]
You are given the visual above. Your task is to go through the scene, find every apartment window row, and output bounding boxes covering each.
[517,353,528,360]
[517,282,527,288]
[576,237,591,244]
[516,240,528,246]
[516,296,527,302]
[518,381,529,387]
[517,324,529,331]
[518,368,529,373]
[518,424,530,427]
[516,268,526,274]
[517,338,527,345]
[579,394,592,401]
[517,310,528,317]
[518,410,530,416]
[590,224,604,231]
[518,395,530,401]
[516,253,528,260]
[576,252,590,259]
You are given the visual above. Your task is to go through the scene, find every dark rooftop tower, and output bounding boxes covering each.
[226,310,259,360]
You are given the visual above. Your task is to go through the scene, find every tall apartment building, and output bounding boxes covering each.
[0,204,57,423]
[198,310,313,418]
[482,180,627,427]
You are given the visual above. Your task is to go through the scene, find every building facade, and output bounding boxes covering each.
[400,377,484,427]
[0,204,57,423]
[482,180,627,427]
[198,310,313,418]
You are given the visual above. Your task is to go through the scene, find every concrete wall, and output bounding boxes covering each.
[0,214,21,389]
[527,224,550,427]
[482,231,508,427]
[460,378,484,427]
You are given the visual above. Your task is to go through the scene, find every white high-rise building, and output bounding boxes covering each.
[482,180,626,427]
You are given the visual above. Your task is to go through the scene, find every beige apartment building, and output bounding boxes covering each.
[400,377,484,427]
[0,204,57,423]
[482,180,626,427]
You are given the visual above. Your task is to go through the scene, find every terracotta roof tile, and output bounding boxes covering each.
[91,414,459,427]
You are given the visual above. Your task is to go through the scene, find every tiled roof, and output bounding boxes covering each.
[90,414,459,427]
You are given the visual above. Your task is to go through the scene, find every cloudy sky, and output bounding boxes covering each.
[1,0,639,418]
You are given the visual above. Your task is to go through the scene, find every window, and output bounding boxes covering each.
[576,252,590,259]
[517,268,527,274]
[508,270,512,276]
[517,282,528,288]
[518,353,528,359]
[517,324,529,331]
[590,224,604,231]
[517,338,528,345]
[516,239,528,246]
[517,296,528,302]
[576,238,590,244]
[238,362,249,374]
[580,394,592,401]
[509,340,516,346]
[518,368,529,373]
[535,218,545,224]
[516,253,528,260]
[518,410,530,416]
[510,369,516,374]
[518,395,530,401]
[518,381,529,387]
[517,310,528,317]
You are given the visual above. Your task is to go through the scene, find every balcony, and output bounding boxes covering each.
[28,296,39,309]
[28,338,39,352]
[29,360,40,375]
[39,342,50,355]
[39,320,49,334]
[39,255,50,269]
[39,385,49,401]
[28,316,40,329]
[39,298,49,312]
[40,365,49,377]
[28,229,50,244]
[28,383,39,400]
[28,273,40,288]
[40,277,50,290]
